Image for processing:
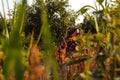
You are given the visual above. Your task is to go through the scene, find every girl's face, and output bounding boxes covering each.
[71,29,80,37]
[70,29,80,40]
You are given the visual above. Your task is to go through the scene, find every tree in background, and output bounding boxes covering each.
[46,0,75,44]
[24,0,75,46]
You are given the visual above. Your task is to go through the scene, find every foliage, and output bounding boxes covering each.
[39,1,60,79]
[46,0,75,44]
[24,0,75,45]
[1,0,27,80]
[74,0,120,79]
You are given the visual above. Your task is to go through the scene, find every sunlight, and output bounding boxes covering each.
[69,0,95,11]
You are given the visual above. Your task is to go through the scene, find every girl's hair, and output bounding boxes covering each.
[65,27,80,38]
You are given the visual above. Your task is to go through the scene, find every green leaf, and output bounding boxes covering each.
[3,0,26,80]
[60,55,90,67]
[76,5,96,15]
[40,1,60,80]
[95,33,104,41]
[80,8,88,14]
[96,0,104,4]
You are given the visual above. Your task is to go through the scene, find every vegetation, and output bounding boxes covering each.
[0,0,120,80]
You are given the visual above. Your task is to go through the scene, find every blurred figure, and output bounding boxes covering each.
[55,26,80,64]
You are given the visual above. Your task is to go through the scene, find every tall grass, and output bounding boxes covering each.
[39,0,59,80]
[1,0,60,80]
[1,0,26,80]
[1,0,9,39]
